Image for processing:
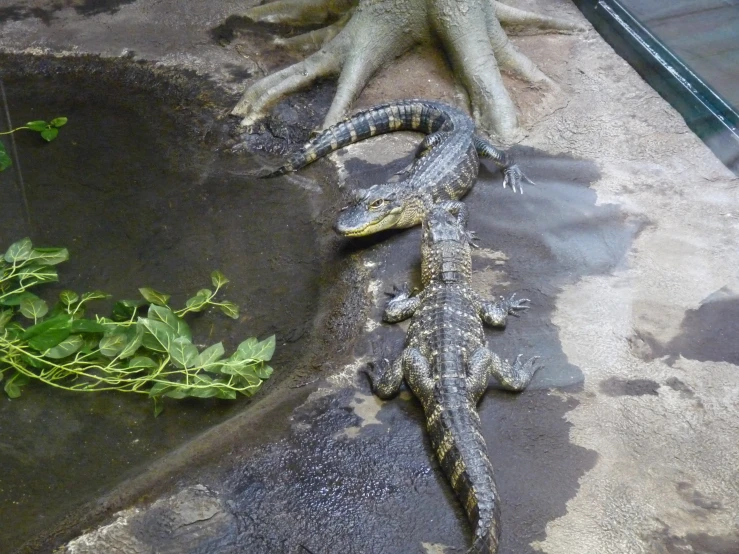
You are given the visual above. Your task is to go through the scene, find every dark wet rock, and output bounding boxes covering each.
[599,378,660,397]
[0,54,352,550]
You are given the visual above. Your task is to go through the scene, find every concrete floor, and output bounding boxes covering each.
[1,1,739,553]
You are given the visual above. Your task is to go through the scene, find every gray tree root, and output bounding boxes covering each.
[233,0,585,138]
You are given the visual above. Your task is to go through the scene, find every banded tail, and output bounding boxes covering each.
[426,401,501,554]
[260,100,454,177]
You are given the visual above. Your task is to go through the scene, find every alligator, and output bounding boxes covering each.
[257,99,532,236]
[365,201,541,553]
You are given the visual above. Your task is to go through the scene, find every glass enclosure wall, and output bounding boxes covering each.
[574,0,739,173]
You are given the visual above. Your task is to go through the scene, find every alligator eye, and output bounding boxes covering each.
[369,199,386,210]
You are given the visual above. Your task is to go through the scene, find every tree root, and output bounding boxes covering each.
[232,0,585,138]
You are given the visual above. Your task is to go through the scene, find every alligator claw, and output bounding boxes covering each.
[502,164,534,194]
[386,283,411,299]
[505,293,530,316]
[364,358,390,386]
[466,230,481,248]
[512,354,542,379]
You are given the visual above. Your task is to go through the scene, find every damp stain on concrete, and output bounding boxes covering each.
[647,524,739,554]
[632,287,739,366]
[599,377,661,397]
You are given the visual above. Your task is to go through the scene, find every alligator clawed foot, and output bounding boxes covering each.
[364,358,390,389]
[386,283,411,299]
[512,354,542,382]
[466,230,481,248]
[502,164,535,194]
[505,293,530,316]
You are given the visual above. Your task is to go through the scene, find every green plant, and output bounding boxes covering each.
[0,117,67,171]
[0,238,274,416]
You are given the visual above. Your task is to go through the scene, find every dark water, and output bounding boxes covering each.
[0,58,324,549]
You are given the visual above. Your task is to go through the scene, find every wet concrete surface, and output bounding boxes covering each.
[2,1,739,553]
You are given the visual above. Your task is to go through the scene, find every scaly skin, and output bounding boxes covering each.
[232,0,586,138]
[366,202,541,553]
[258,99,531,236]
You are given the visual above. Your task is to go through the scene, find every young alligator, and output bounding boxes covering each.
[366,202,541,553]
[258,99,531,236]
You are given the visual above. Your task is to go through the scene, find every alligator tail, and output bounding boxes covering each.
[426,401,501,554]
[261,100,451,177]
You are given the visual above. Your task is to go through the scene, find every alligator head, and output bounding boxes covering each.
[334,185,412,237]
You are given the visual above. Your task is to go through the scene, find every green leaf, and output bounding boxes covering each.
[99,333,127,357]
[184,289,211,312]
[0,310,13,330]
[26,120,47,132]
[40,127,58,142]
[112,299,145,321]
[169,336,199,369]
[0,144,11,171]
[148,304,191,340]
[118,324,144,359]
[0,291,38,307]
[195,342,225,368]
[50,117,68,128]
[215,388,237,400]
[139,287,170,307]
[149,381,172,396]
[255,364,274,380]
[69,319,105,333]
[20,297,49,320]
[219,301,239,320]
[211,270,230,288]
[59,290,79,306]
[17,264,59,285]
[4,379,22,399]
[128,356,157,370]
[153,396,164,417]
[237,335,275,362]
[21,313,72,339]
[139,318,176,353]
[80,290,110,304]
[163,387,189,399]
[4,238,33,262]
[187,386,220,398]
[27,247,69,266]
[44,335,84,359]
[28,328,70,350]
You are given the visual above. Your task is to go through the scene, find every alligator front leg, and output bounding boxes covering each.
[479,293,530,327]
[383,284,421,323]
[474,135,534,193]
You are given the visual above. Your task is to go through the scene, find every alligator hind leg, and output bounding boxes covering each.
[365,356,404,399]
[403,348,435,400]
[479,293,530,328]
[466,346,541,398]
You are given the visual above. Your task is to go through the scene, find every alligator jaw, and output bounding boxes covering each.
[333,208,403,237]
